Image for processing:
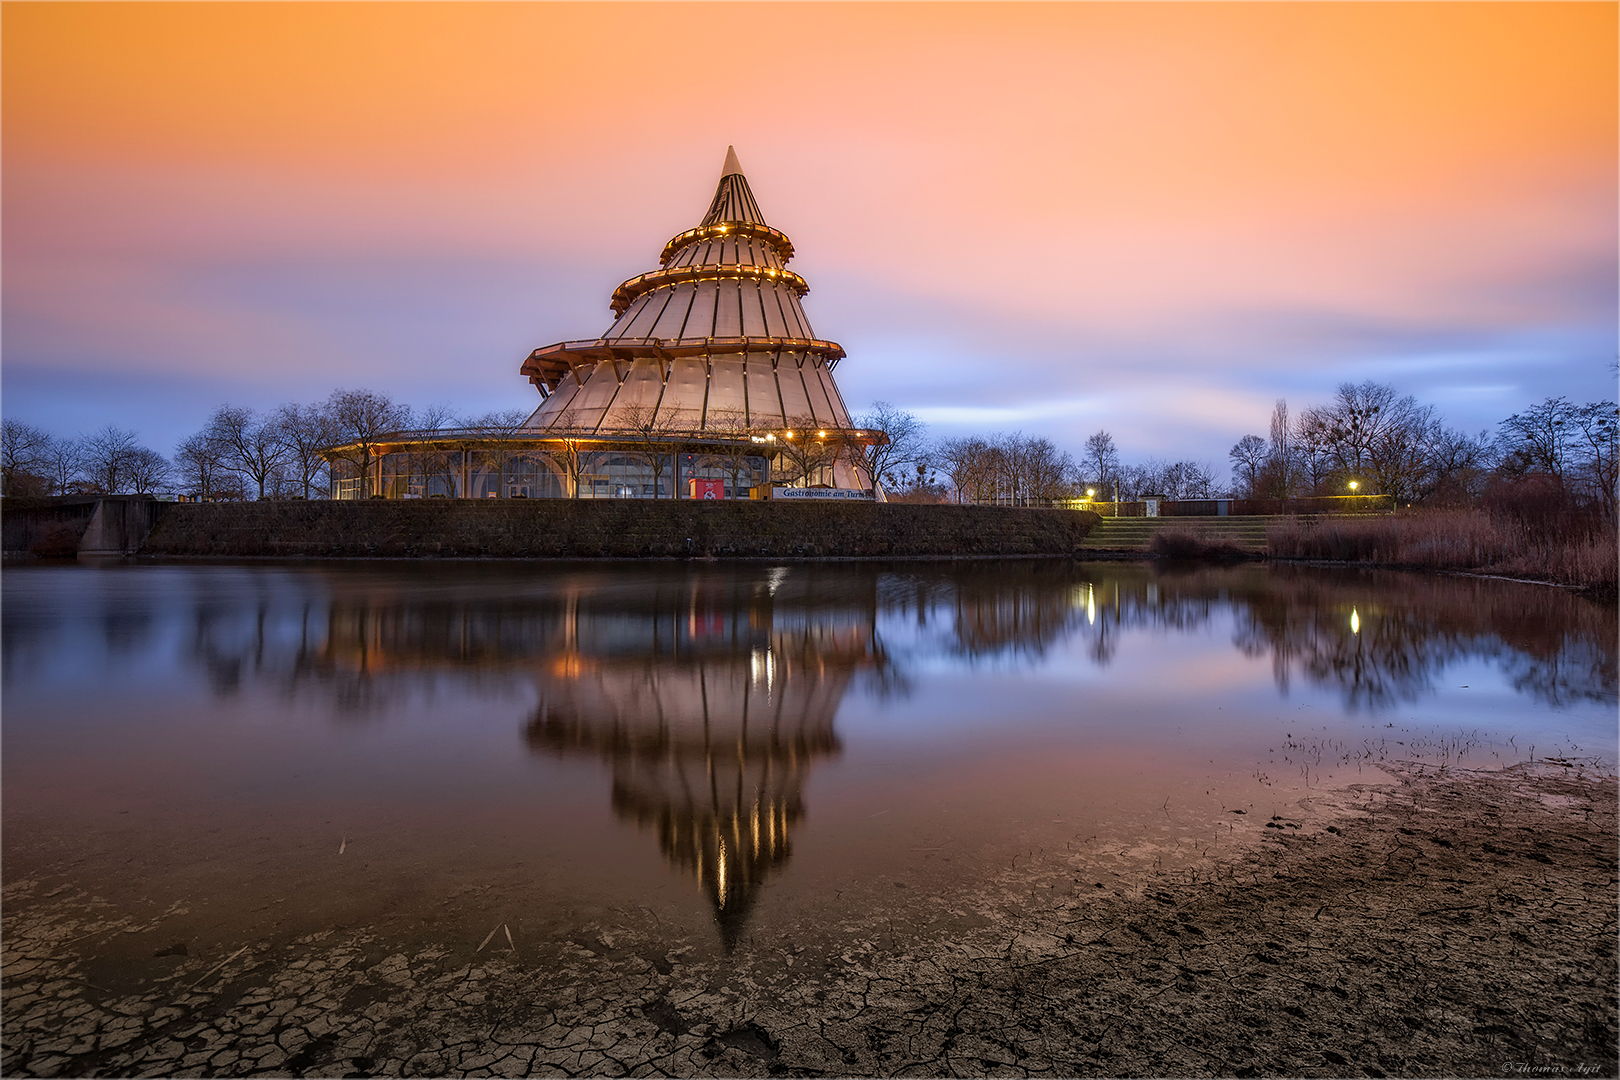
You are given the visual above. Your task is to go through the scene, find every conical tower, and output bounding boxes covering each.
[520,148,876,491]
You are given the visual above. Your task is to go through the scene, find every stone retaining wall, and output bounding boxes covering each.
[137,499,1100,559]
[2,496,161,558]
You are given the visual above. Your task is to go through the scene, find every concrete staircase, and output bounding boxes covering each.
[1079,514,1282,553]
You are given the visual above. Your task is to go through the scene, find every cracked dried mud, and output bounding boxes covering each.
[5,761,1615,1078]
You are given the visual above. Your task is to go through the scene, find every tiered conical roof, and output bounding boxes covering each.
[519,148,862,448]
[602,148,812,341]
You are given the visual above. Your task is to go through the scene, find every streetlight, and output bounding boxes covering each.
[1348,480,1360,492]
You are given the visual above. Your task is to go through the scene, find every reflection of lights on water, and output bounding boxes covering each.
[1351,609,1360,634]
[765,567,788,596]
[1087,584,1096,626]
[750,648,775,692]
[716,838,729,907]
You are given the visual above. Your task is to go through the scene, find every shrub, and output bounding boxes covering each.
[28,523,82,559]
[1149,527,1250,562]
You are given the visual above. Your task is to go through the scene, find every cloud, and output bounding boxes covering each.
[3,3,1613,466]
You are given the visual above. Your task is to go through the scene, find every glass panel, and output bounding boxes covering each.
[713,280,742,338]
[744,355,786,427]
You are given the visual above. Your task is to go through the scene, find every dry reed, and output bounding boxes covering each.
[1148,528,1251,562]
[1267,510,1618,593]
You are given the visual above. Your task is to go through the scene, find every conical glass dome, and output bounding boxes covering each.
[519,148,874,491]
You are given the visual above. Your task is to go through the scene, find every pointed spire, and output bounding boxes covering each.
[702,146,765,225]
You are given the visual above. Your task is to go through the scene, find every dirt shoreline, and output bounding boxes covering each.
[4,761,1616,1078]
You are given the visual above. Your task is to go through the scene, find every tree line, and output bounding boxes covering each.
[0,423,173,498]
[1225,381,1616,517]
[5,380,1614,517]
[859,381,1616,515]
[859,404,1219,505]
[0,390,529,500]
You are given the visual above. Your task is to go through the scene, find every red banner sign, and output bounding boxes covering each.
[689,478,726,500]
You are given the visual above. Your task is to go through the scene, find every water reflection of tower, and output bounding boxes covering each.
[524,571,880,950]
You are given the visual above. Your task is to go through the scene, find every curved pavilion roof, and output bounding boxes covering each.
[519,148,861,442]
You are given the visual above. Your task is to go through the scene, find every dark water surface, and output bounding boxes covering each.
[4,560,1614,970]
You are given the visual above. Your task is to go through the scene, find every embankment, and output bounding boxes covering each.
[136,499,1100,559]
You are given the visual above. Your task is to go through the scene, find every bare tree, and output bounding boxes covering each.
[855,401,925,494]
[402,402,455,497]
[423,411,484,499]
[81,425,140,494]
[772,418,841,489]
[274,402,337,499]
[1296,380,1441,501]
[469,409,533,498]
[1228,435,1268,497]
[2,419,52,495]
[1301,381,1396,478]
[885,457,946,502]
[174,431,233,501]
[931,433,1074,505]
[1496,396,1576,480]
[1293,411,1336,494]
[1265,399,1298,498]
[614,403,688,497]
[1126,460,1201,500]
[43,436,85,496]
[1177,461,1220,499]
[1569,401,1618,518]
[936,436,994,503]
[1502,399,1620,517]
[980,441,1010,502]
[1082,431,1121,496]
[126,447,171,495]
[551,425,593,500]
[325,389,409,498]
[208,405,290,500]
[1287,382,1440,499]
[1364,398,1440,502]
[702,408,767,497]
[1421,428,1494,507]
[1000,434,1072,504]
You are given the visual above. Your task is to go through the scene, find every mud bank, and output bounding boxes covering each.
[3,761,1614,1078]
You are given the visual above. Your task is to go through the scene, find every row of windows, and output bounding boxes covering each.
[333,451,777,500]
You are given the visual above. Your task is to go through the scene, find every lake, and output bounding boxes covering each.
[2,560,1615,1075]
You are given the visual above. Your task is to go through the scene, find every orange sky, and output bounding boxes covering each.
[4,3,1615,459]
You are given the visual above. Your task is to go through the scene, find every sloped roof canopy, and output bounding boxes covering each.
[520,148,861,440]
